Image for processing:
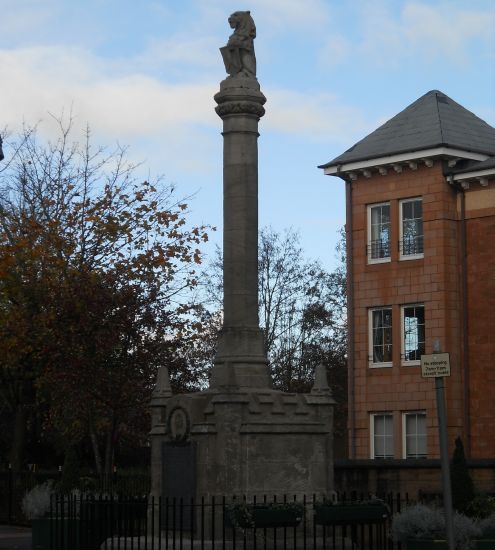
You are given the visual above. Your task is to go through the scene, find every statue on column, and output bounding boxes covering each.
[220,11,257,79]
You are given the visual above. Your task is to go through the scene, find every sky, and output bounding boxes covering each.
[1,0,494,271]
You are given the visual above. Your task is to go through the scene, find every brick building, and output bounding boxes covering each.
[319,90,495,492]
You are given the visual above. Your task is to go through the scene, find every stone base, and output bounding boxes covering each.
[151,387,334,500]
[211,327,271,389]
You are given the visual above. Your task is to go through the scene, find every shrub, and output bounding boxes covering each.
[22,481,54,520]
[466,495,495,520]
[451,437,475,514]
[391,504,480,550]
[392,504,445,542]
[478,513,495,538]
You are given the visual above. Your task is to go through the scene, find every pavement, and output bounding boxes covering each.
[0,525,31,550]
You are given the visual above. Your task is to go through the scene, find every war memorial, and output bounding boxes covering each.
[150,10,335,504]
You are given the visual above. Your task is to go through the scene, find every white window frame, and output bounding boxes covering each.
[401,304,425,366]
[367,202,391,264]
[399,198,424,260]
[402,411,427,459]
[368,308,393,368]
[370,413,394,459]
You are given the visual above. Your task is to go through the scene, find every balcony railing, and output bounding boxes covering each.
[399,235,424,256]
[368,239,390,260]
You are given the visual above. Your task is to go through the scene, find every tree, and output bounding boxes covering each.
[0,118,210,472]
[203,227,347,445]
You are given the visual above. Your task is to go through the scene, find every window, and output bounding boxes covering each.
[368,203,391,262]
[403,412,427,458]
[369,308,393,366]
[371,414,394,459]
[401,305,425,363]
[400,198,423,258]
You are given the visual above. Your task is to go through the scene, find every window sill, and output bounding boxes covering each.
[367,257,391,265]
[401,360,421,367]
[369,362,393,369]
[399,254,424,261]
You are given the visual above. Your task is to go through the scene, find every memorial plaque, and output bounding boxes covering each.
[162,442,196,528]
[421,353,451,378]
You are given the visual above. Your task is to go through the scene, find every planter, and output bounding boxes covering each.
[226,504,303,529]
[252,506,303,528]
[32,518,81,550]
[474,540,495,549]
[314,503,389,525]
[31,518,51,550]
[405,540,448,550]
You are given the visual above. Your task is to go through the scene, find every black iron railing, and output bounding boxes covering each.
[47,493,412,550]
[368,240,391,260]
[399,235,424,256]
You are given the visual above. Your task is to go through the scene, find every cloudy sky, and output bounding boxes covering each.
[1,0,494,270]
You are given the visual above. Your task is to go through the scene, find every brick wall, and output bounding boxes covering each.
[348,162,465,460]
[334,459,495,497]
[464,191,495,458]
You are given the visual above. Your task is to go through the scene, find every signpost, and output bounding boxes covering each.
[421,352,455,550]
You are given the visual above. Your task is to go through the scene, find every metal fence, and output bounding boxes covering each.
[47,493,412,550]
[0,470,150,525]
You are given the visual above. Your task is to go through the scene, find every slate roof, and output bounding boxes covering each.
[452,156,495,175]
[320,90,495,169]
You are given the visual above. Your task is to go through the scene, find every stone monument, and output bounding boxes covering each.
[150,11,334,502]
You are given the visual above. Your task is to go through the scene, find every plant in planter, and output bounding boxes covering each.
[225,502,304,530]
[22,481,54,520]
[22,481,55,550]
[391,504,480,550]
[475,513,495,549]
[314,496,390,525]
[467,495,495,520]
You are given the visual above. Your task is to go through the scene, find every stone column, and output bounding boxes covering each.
[211,75,271,389]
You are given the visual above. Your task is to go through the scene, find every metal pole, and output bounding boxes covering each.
[435,376,455,550]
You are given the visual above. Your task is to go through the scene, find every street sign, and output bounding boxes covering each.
[421,353,450,378]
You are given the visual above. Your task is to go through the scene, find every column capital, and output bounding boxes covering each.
[214,77,266,119]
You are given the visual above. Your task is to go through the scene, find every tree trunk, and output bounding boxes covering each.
[104,419,116,476]
[10,404,27,471]
[89,422,103,475]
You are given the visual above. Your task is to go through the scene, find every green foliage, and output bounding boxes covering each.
[0,118,211,471]
[451,437,475,514]
[467,496,495,520]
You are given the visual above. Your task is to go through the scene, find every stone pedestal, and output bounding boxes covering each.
[151,367,334,499]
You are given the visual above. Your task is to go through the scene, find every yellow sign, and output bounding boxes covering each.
[421,353,451,377]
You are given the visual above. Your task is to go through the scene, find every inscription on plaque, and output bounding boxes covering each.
[162,442,196,527]
[421,353,451,378]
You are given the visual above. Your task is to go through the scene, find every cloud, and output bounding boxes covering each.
[0,46,217,138]
[401,2,495,63]
[0,0,59,43]
[319,1,495,68]
[318,35,352,68]
[247,0,331,30]
[264,89,370,144]
[187,0,332,34]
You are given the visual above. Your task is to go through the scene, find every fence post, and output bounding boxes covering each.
[7,465,13,523]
